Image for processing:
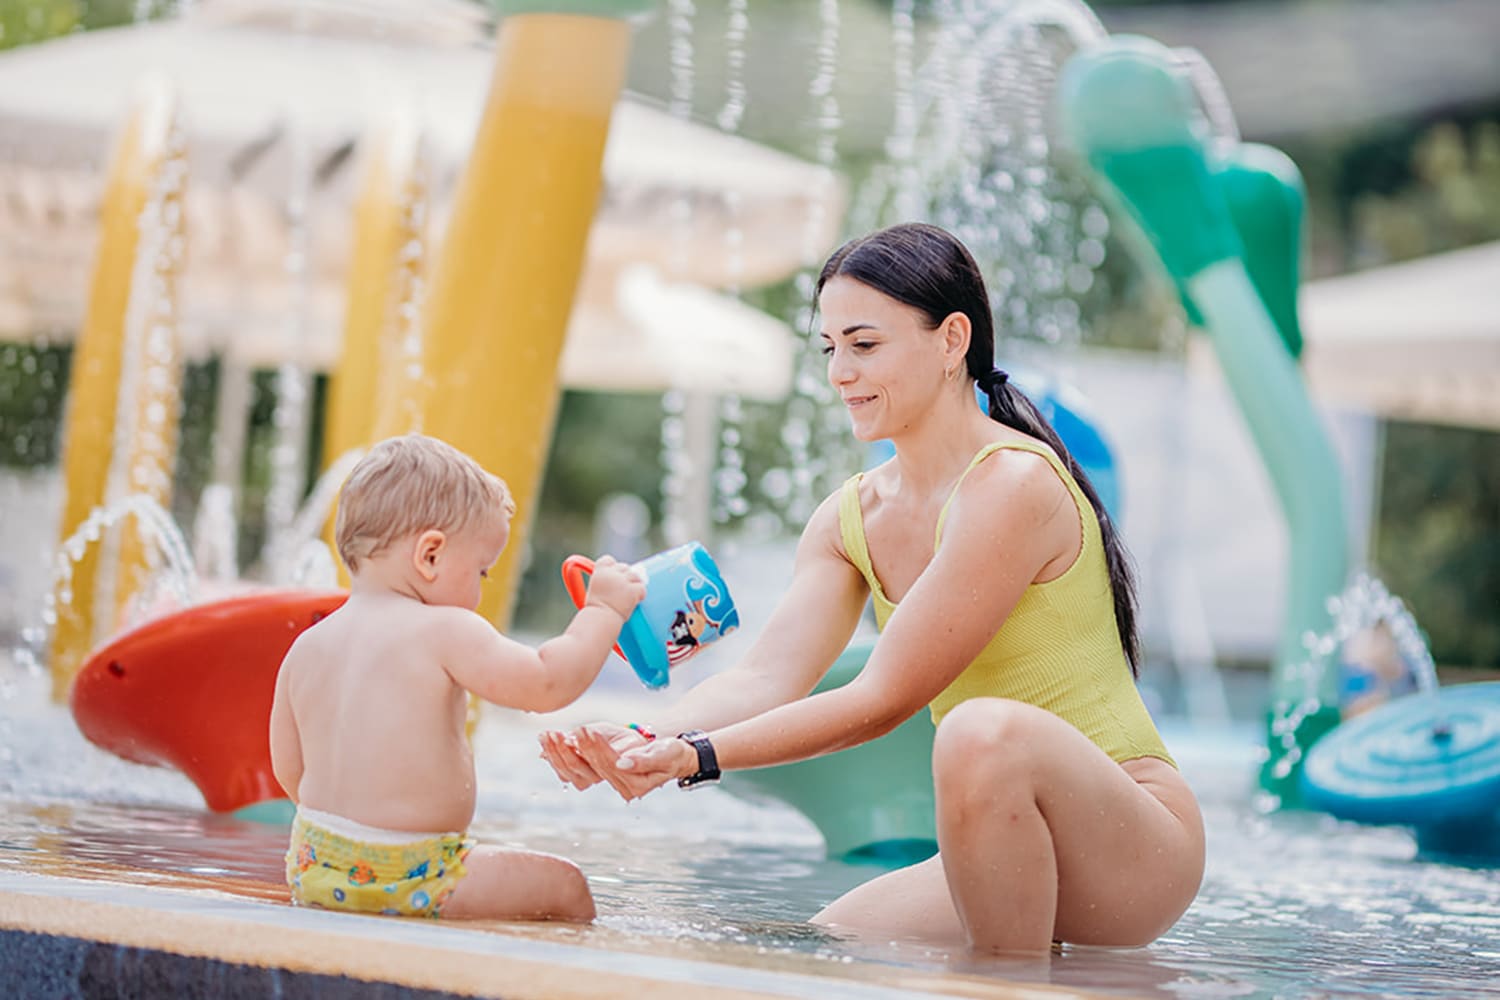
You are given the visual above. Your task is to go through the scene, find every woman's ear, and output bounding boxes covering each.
[413,529,447,581]
[941,311,972,373]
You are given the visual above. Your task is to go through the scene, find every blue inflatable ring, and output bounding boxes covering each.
[1301,682,1500,826]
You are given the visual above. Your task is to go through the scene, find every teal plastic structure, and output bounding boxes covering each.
[1056,36,1349,804]
[721,640,938,864]
[1302,682,1500,864]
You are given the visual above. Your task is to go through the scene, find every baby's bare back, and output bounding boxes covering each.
[282,595,479,833]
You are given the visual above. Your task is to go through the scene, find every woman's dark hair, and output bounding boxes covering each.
[816,222,1141,675]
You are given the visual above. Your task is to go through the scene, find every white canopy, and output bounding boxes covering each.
[1189,243,1500,430]
[1297,242,1500,430]
[0,0,832,397]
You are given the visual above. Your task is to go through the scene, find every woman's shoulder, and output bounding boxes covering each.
[952,435,1075,517]
[797,475,870,565]
[972,430,1068,478]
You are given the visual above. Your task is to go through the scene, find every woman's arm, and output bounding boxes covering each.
[608,450,1074,788]
[646,495,870,734]
[540,491,868,788]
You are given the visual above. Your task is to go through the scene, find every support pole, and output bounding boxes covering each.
[418,4,649,628]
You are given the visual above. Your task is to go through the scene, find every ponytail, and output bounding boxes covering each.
[976,367,1141,676]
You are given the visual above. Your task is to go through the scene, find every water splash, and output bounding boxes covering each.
[1265,573,1437,783]
[95,111,189,628]
[763,0,1114,533]
[266,447,363,585]
[18,494,198,675]
[765,0,850,534]
[262,6,318,577]
[712,0,751,537]
[191,482,239,583]
[384,141,432,436]
[1324,573,1437,696]
[864,0,1109,349]
[658,0,699,546]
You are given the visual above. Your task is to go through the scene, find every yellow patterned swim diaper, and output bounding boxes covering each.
[285,806,474,918]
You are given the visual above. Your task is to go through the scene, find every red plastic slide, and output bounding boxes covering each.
[69,589,347,812]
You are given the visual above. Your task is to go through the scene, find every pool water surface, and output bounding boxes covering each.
[2,665,1498,998]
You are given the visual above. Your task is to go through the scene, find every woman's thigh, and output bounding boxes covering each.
[934,698,1204,946]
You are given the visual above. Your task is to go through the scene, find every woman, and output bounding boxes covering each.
[540,222,1204,954]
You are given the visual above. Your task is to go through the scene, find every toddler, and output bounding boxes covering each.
[270,433,643,922]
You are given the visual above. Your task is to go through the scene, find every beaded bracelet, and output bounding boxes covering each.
[627,722,657,741]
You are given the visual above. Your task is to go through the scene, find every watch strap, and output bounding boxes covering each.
[675,729,720,788]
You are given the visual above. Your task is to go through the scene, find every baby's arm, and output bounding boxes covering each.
[268,641,304,802]
[444,557,644,713]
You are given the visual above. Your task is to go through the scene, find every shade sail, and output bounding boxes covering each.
[1189,242,1500,430]
[0,1,842,287]
[1297,242,1500,430]
[0,0,837,397]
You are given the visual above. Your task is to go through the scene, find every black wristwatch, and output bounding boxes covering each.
[676,730,721,789]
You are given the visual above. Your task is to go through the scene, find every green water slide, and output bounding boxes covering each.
[722,640,939,864]
[1056,36,1349,803]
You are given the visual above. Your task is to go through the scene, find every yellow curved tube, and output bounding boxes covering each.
[323,113,428,576]
[419,13,634,628]
[49,78,185,701]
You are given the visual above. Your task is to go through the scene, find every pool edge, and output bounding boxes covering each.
[0,871,1100,1000]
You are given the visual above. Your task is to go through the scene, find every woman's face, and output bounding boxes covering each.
[818,275,951,442]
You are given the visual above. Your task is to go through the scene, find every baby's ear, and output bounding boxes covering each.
[413,529,447,580]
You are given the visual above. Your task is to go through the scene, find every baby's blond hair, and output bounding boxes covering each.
[335,433,516,573]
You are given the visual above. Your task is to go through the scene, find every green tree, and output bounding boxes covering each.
[1375,422,1500,670]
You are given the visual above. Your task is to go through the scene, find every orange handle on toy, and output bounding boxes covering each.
[560,554,627,661]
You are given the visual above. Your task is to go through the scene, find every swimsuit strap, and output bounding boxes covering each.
[838,472,875,580]
[933,440,1073,551]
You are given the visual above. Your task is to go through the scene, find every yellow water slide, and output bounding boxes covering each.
[48,78,186,700]
[329,2,652,629]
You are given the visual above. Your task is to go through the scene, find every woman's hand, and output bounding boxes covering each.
[573,725,698,802]
[538,723,645,790]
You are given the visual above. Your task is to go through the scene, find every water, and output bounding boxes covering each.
[18,494,199,677]
[266,446,362,586]
[851,0,1110,354]
[2,660,1496,999]
[1265,574,1442,790]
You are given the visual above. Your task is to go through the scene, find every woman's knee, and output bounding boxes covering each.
[932,699,1045,795]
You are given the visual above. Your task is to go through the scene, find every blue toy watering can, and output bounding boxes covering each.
[561,541,740,689]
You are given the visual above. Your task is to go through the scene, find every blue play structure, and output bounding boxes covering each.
[1302,682,1500,864]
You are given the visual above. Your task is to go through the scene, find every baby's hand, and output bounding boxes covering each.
[584,555,646,621]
